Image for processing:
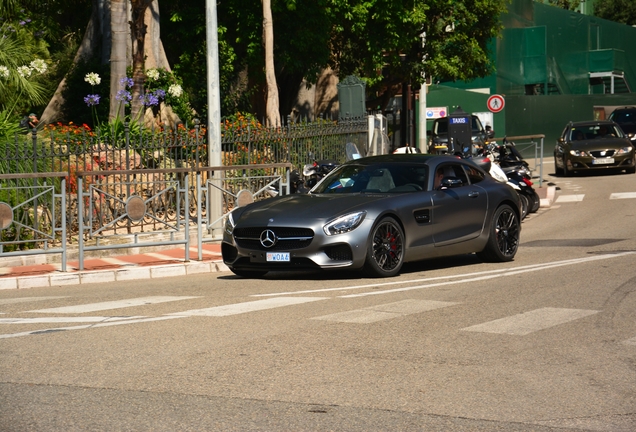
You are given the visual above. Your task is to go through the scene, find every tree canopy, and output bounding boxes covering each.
[1,0,511,125]
[594,0,636,25]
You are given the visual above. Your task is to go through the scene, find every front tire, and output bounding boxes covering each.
[364,217,405,277]
[477,204,520,262]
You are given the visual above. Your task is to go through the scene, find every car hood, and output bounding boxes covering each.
[569,138,632,150]
[233,193,389,225]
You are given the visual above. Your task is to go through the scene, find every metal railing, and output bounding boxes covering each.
[492,134,546,187]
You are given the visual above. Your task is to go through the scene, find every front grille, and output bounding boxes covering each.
[234,227,314,238]
[234,227,314,251]
[590,150,616,158]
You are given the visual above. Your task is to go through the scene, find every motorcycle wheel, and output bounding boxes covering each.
[528,190,540,213]
[518,193,529,220]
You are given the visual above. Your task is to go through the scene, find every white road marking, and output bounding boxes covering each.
[623,337,636,346]
[610,192,636,200]
[461,307,599,335]
[28,296,200,314]
[312,299,458,323]
[168,297,326,317]
[339,253,635,298]
[253,253,635,298]
[555,194,585,203]
[0,316,183,339]
[0,316,145,324]
[0,296,68,305]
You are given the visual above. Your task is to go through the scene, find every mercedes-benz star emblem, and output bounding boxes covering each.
[260,229,277,248]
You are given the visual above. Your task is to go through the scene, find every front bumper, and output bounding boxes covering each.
[222,224,371,272]
[567,153,635,171]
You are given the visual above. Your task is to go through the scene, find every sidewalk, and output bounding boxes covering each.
[0,243,229,290]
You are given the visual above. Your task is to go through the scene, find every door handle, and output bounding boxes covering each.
[468,191,480,198]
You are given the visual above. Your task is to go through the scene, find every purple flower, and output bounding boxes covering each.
[154,89,166,99]
[84,94,100,106]
[141,93,160,106]
[119,77,134,88]
[115,89,132,104]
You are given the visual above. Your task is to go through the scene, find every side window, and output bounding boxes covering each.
[464,165,486,184]
[435,163,468,186]
[448,164,469,186]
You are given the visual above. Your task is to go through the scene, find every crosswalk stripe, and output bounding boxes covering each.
[461,307,599,335]
[556,194,585,203]
[168,296,327,317]
[28,296,201,314]
[610,192,636,200]
[312,299,458,323]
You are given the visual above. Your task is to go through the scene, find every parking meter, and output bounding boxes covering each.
[447,107,472,154]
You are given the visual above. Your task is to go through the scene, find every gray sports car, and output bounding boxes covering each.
[222,154,521,278]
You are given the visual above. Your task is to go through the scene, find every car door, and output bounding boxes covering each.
[431,162,488,246]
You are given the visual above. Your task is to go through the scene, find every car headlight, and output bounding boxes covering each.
[224,211,236,235]
[617,146,633,154]
[323,211,366,236]
[570,149,589,156]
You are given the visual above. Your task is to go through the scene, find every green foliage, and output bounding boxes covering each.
[594,0,636,25]
[535,0,579,11]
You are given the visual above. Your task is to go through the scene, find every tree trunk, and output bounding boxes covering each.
[41,0,106,124]
[129,0,154,122]
[262,0,281,128]
[110,0,128,121]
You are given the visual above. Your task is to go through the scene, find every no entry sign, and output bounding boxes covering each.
[487,95,505,113]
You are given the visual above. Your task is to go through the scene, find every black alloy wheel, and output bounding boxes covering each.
[365,217,405,277]
[477,204,520,262]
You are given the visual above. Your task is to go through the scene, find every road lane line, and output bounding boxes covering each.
[0,296,68,305]
[312,299,458,324]
[28,296,201,314]
[168,297,327,317]
[253,253,635,298]
[461,308,599,335]
[0,316,145,324]
[338,252,635,298]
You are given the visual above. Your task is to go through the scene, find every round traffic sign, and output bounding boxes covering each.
[487,95,505,113]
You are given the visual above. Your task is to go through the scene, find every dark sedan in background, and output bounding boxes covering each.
[222,155,521,278]
[554,120,636,176]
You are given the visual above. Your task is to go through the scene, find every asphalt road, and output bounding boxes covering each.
[1,164,635,431]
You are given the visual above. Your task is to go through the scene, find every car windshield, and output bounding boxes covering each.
[609,111,636,124]
[312,163,429,194]
[570,124,624,141]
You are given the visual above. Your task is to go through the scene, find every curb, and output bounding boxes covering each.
[0,259,230,290]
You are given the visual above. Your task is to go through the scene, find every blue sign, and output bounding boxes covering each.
[450,116,469,125]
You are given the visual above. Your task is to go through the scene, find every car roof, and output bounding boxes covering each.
[569,120,618,128]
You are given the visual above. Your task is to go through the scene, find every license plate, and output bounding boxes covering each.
[592,157,614,165]
[267,252,290,262]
